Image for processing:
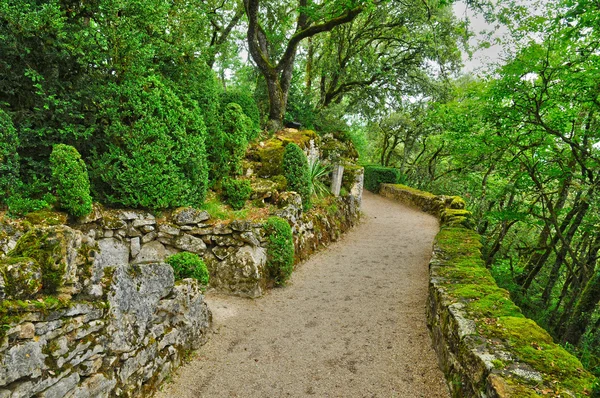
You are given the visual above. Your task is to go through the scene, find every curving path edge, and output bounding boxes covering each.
[156,191,449,398]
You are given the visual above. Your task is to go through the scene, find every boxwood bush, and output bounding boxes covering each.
[166,252,209,285]
[264,216,294,286]
[283,143,311,211]
[90,75,208,210]
[222,178,252,210]
[50,144,93,217]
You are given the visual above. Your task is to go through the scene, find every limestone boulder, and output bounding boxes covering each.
[106,263,174,353]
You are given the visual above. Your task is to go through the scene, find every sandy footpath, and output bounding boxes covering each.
[155,191,449,398]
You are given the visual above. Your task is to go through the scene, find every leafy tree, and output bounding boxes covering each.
[243,0,367,130]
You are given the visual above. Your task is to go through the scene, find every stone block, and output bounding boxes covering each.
[172,207,210,225]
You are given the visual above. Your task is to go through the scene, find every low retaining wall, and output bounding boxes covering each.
[380,183,596,397]
[0,262,209,398]
[0,176,362,397]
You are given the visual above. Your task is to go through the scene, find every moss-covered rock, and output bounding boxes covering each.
[381,183,598,397]
[8,226,82,294]
[24,211,68,226]
[277,129,317,149]
[0,257,42,299]
[320,132,358,163]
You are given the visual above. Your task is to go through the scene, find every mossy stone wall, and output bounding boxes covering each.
[380,183,597,398]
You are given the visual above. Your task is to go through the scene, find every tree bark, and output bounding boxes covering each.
[562,270,600,345]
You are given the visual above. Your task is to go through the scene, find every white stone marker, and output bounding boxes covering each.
[331,164,344,197]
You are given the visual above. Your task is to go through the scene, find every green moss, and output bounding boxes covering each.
[0,256,42,299]
[449,196,466,209]
[483,316,596,393]
[0,295,72,340]
[24,211,68,226]
[257,139,285,177]
[391,184,437,198]
[278,129,316,149]
[8,227,69,294]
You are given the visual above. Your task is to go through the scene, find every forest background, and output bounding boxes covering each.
[1,0,599,382]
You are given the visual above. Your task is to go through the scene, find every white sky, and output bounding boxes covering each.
[453,0,548,74]
[453,1,508,73]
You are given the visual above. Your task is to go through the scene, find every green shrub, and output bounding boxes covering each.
[166,252,209,285]
[363,165,401,192]
[6,194,54,218]
[49,144,92,217]
[222,103,254,176]
[173,63,225,184]
[220,90,261,134]
[0,109,19,204]
[221,178,252,210]
[283,143,311,211]
[91,75,208,210]
[264,216,294,285]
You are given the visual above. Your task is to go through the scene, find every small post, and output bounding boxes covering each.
[331,164,344,197]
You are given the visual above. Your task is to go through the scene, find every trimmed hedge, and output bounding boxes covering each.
[50,144,93,217]
[91,75,209,210]
[363,165,400,192]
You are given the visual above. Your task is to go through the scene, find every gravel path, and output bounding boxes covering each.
[156,191,449,398]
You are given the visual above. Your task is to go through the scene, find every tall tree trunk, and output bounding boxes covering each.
[562,270,600,345]
[244,0,362,131]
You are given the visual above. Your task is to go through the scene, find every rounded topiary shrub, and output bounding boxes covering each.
[221,178,252,210]
[222,103,254,176]
[283,143,311,211]
[220,90,261,135]
[0,108,19,204]
[264,216,294,285]
[166,252,209,285]
[50,144,93,217]
[91,75,208,210]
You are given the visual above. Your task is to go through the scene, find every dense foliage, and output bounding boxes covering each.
[264,216,294,286]
[221,103,255,177]
[221,90,261,132]
[91,76,208,209]
[221,178,252,210]
[0,109,19,204]
[283,143,312,211]
[166,252,210,285]
[49,144,92,217]
[363,165,401,193]
[354,0,600,379]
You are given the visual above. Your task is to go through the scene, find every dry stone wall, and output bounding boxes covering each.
[380,183,596,397]
[0,168,363,398]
